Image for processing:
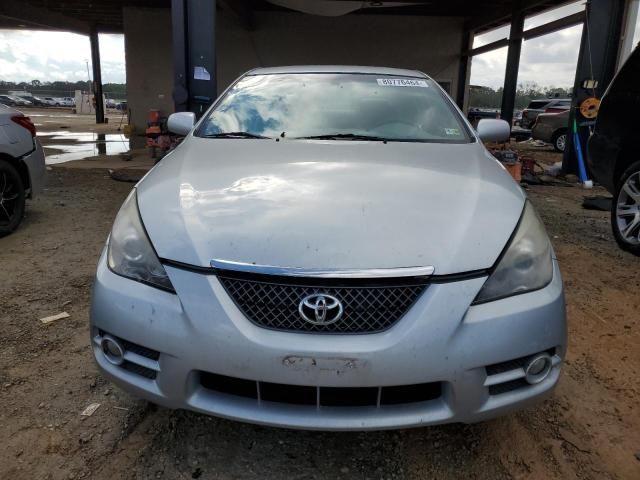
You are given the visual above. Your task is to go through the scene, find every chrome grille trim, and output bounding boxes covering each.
[218,276,427,334]
[210,259,435,278]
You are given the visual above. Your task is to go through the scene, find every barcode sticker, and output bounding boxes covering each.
[377,78,429,87]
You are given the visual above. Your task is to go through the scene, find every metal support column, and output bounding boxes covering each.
[172,0,188,112]
[563,0,626,174]
[456,29,473,112]
[89,27,105,124]
[500,2,525,126]
[172,0,217,117]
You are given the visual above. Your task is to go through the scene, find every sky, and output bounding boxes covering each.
[0,31,125,84]
[0,1,639,89]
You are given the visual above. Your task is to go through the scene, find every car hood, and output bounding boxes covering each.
[137,138,525,275]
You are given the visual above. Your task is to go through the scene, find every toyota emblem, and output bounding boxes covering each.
[298,293,343,325]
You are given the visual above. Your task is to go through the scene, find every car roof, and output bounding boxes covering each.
[247,65,427,78]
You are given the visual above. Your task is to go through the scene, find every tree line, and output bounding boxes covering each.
[0,80,126,99]
[469,83,572,110]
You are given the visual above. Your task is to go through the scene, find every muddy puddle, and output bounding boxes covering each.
[38,131,143,164]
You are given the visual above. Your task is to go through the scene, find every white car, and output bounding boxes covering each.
[41,97,57,106]
[58,97,75,107]
[42,97,69,107]
[0,104,46,235]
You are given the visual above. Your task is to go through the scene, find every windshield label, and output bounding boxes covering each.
[377,78,429,87]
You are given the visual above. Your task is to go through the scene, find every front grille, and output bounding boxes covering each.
[488,378,529,395]
[122,361,157,380]
[119,338,160,361]
[218,277,426,334]
[200,372,441,407]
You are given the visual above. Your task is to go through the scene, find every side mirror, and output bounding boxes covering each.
[168,112,196,136]
[476,119,511,143]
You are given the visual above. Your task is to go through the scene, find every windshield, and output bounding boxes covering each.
[196,73,471,143]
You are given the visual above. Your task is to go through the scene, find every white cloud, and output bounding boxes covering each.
[0,30,125,83]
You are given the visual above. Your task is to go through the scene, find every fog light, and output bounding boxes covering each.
[101,335,124,366]
[524,353,552,384]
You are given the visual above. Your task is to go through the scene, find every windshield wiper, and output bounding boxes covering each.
[201,131,270,139]
[293,133,388,142]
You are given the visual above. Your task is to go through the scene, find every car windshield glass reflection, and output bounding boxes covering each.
[196,73,471,143]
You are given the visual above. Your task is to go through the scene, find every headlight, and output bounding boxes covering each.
[107,189,175,292]
[474,201,553,304]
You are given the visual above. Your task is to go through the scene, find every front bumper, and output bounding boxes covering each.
[21,139,46,198]
[90,252,566,430]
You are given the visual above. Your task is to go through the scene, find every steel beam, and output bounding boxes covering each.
[500,2,525,127]
[522,11,585,40]
[89,27,105,124]
[464,38,510,57]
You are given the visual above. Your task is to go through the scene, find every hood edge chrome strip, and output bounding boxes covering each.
[208,259,435,278]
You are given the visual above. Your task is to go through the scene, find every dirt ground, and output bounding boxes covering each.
[0,125,639,479]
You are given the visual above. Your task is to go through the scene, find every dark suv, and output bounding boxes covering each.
[521,98,571,129]
[588,47,640,256]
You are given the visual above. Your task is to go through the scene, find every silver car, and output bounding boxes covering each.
[0,104,46,236]
[90,66,566,430]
